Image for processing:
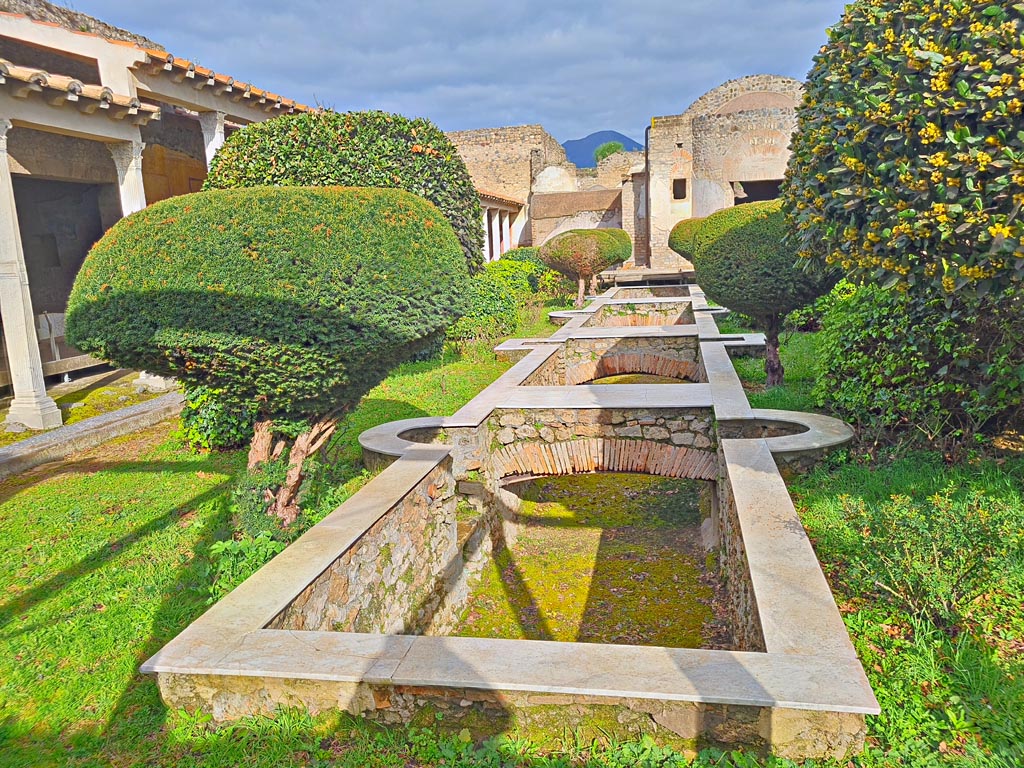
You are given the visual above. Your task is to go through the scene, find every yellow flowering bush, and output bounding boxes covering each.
[783,0,1023,298]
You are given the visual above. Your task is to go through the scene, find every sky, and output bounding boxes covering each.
[71,0,850,144]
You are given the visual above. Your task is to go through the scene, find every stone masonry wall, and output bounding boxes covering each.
[268,459,458,635]
[714,446,766,652]
[487,408,716,481]
[447,125,572,205]
[586,302,694,328]
[521,336,703,386]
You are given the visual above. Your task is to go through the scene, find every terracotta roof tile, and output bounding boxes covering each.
[477,188,524,208]
[0,57,159,122]
[3,11,309,114]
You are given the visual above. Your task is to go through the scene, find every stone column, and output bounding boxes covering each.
[198,110,226,167]
[0,120,62,429]
[489,207,501,261]
[481,210,490,262]
[108,139,147,216]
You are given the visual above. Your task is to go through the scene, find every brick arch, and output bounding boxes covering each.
[566,353,701,385]
[492,438,717,481]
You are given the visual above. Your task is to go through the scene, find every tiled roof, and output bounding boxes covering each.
[0,11,311,114]
[139,48,310,113]
[477,188,524,208]
[0,57,160,123]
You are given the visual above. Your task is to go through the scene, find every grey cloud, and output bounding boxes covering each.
[75,0,847,141]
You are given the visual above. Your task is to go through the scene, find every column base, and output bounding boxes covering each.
[6,396,63,430]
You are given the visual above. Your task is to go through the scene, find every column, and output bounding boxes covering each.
[481,210,491,263]
[198,110,226,167]
[0,120,62,429]
[489,207,501,261]
[500,210,512,255]
[107,139,147,216]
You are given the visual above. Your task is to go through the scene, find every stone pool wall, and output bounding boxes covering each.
[585,301,694,327]
[268,459,458,635]
[522,335,703,386]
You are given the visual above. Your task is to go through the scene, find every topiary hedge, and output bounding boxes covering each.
[694,200,837,385]
[68,186,467,420]
[540,228,631,307]
[446,258,549,342]
[205,110,484,271]
[783,0,1023,298]
[67,186,469,520]
[667,217,704,263]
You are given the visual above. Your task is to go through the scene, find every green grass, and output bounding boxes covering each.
[2,301,1022,767]
[718,318,818,412]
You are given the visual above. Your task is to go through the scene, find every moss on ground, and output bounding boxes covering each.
[454,473,713,647]
[590,374,685,385]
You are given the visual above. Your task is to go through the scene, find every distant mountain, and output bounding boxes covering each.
[562,131,643,168]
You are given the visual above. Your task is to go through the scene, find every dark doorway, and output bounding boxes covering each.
[733,179,782,205]
[11,176,111,371]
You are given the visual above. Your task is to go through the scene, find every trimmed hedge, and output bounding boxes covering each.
[205,110,484,271]
[694,200,836,385]
[540,228,631,306]
[667,217,704,263]
[67,186,470,422]
[783,1,1023,298]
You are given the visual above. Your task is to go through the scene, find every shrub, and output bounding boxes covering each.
[446,259,544,342]
[667,217,704,264]
[783,1,1023,299]
[784,279,857,332]
[67,186,469,520]
[694,200,837,386]
[594,141,624,164]
[540,228,631,307]
[205,110,484,271]
[815,284,1024,447]
[502,246,546,270]
[179,384,257,450]
[839,486,1023,624]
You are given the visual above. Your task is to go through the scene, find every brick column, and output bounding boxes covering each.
[0,120,62,429]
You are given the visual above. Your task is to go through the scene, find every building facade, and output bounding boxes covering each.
[0,11,308,428]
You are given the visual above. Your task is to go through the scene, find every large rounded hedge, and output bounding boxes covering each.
[667,217,704,263]
[783,0,1023,297]
[67,186,470,421]
[540,228,631,306]
[205,110,485,271]
[694,200,836,385]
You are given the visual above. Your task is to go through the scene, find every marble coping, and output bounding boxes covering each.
[143,284,878,719]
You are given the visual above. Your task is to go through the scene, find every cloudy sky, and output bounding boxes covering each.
[74,0,849,143]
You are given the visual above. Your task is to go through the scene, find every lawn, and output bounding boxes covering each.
[1,311,1021,767]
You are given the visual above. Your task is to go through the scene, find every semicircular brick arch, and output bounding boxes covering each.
[492,438,717,481]
[566,353,702,385]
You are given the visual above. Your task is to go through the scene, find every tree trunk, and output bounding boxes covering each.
[265,415,339,525]
[589,273,599,296]
[575,276,587,308]
[764,321,784,388]
[247,418,274,470]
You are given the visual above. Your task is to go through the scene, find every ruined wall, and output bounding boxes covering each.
[596,150,644,189]
[529,189,622,245]
[691,109,797,218]
[645,75,803,271]
[1,0,159,46]
[447,124,572,205]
